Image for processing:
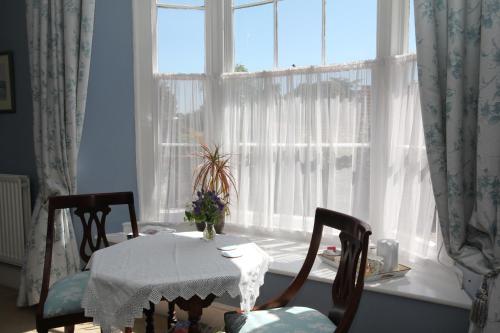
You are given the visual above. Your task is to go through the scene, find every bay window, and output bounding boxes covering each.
[133,0,436,258]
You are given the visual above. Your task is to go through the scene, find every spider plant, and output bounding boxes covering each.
[193,143,237,208]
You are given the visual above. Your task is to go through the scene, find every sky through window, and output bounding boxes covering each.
[156,0,416,73]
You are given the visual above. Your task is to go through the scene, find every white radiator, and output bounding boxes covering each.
[0,174,31,266]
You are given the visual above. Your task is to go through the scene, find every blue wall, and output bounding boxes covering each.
[0,0,38,203]
[77,0,139,232]
[0,0,139,233]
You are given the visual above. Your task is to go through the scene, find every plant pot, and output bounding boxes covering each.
[215,213,225,234]
[195,222,205,232]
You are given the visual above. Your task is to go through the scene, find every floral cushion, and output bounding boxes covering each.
[43,271,90,318]
[225,306,337,333]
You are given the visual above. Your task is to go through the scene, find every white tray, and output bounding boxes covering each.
[318,253,411,282]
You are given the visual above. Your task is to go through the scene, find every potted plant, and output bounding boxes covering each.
[188,143,237,234]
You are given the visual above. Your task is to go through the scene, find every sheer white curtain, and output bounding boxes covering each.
[151,55,436,257]
[222,63,372,236]
[369,55,436,256]
[153,74,209,222]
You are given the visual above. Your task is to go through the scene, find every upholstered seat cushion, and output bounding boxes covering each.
[225,306,337,333]
[43,270,90,318]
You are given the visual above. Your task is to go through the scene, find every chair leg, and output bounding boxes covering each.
[64,325,75,333]
[167,301,178,329]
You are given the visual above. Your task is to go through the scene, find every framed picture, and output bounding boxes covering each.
[0,52,16,113]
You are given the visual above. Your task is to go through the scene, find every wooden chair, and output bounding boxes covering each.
[36,192,140,333]
[224,208,372,333]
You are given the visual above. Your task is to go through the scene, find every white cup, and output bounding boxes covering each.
[376,239,399,273]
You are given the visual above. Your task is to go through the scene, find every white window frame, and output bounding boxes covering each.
[132,0,413,221]
[232,0,328,68]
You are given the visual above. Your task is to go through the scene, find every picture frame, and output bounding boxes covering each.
[0,51,16,113]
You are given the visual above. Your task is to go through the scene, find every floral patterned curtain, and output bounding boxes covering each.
[17,0,95,306]
[414,0,500,331]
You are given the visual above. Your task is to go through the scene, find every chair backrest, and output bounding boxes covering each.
[315,208,371,332]
[38,192,138,317]
[255,208,371,333]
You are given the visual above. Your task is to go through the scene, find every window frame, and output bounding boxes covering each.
[132,0,414,222]
[232,0,327,69]
[144,0,411,76]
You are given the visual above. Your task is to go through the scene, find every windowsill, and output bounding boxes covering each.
[263,238,472,310]
[106,223,472,311]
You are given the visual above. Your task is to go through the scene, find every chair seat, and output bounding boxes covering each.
[225,306,337,333]
[43,270,90,318]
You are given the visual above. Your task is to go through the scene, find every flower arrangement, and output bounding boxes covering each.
[185,190,226,240]
[185,190,225,225]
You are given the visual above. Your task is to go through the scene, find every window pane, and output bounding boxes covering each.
[278,0,322,68]
[157,0,204,6]
[157,8,204,73]
[234,4,273,72]
[409,0,416,53]
[327,0,376,64]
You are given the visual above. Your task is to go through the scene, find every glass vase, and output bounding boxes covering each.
[203,222,215,241]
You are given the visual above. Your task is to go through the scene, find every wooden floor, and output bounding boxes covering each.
[0,286,226,332]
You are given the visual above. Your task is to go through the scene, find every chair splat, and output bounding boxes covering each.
[74,206,112,262]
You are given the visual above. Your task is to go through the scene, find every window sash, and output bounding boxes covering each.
[153,0,410,74]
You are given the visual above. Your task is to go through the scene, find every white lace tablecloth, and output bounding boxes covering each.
[81,232,271,332]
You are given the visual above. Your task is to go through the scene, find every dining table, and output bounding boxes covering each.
[81,231,271,333]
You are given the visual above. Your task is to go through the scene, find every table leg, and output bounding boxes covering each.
[167,301,177,329]
[144,301,155,333]
[64,326,74,333]
[187,300,203,333]
[173,294,216,333]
